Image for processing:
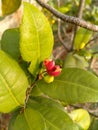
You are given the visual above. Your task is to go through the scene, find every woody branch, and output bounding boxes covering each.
[36,0,98,32]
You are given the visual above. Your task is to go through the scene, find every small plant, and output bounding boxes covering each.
[1,0,98,130]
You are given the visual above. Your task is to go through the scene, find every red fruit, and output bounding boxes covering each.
[43,59,62,77]
[44,59,55,70]
[47,65,62,77]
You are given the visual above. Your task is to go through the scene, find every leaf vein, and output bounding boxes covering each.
[55,79,98,93]
[0,73,20,106]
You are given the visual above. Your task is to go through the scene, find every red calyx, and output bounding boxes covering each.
[44,59,55,71]
[47,65,62,76]
[44,59,62,77]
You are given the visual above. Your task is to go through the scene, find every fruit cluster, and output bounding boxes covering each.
[39,59,62,83]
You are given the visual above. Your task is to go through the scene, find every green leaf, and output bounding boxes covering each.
[74,27,92,50]
[1,0,21,16]
[70,109,91,130]
[9,96,79,130]
[0,28,32,77]
[86,0,92,5]
[89,118,98,130]
[63,53,88,69]
[76,49,92,60]
[8,107,45,130]
[37,68,98,104]
[20,2,54,75]
[31,86,43,97]
[28,96,79,130]
[58,4,72,13]
[1,28,20,61]
[0,50,29,113]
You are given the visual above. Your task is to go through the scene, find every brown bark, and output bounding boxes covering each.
[36,0,98,32]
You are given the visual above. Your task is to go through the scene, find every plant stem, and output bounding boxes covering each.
[71,0,85,50]
[57,0,69,51]
[36,0,98,32]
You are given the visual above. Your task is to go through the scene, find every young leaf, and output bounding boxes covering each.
[74,27,92,50]
[1,0,21,16]
[37,68,98,104]
[1,28,20,61]
[70,109,91,130]
[0,50,29,113]
[20,2,54,75]
[9,96,79,130]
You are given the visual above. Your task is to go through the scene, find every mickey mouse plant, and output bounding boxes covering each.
[1,2,98,130]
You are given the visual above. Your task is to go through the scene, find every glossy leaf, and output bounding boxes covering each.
[9,96,79,130]
[8,107,45,130]
[63,53,88,69]
[28,96,80,130]
[20,2,54,75]
[1,0,21,16]
[0,28,32,76]
[0,50,29,113]
[1,28,20,61]
[74,27,92,50]
[37,68,98,104]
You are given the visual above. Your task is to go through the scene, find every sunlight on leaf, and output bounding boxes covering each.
[20,2,54,75]
[37,68,98,104]
[0,50,29,113]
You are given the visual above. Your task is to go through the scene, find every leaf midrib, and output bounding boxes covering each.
[31,9,40,64]
[45,118,59,130]
[28,104,60,130]
[0,73,20,106]
[24,111,32,130]
[55,79,98,93]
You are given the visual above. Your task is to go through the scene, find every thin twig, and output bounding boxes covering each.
[86,34,98,45]
[36,0,98,32]
[77,0,85,19]
[24,84,35,108]
[57,0,69,51]
[71,0,86,50]
[74,0,85,34]
[58,20,69,51]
